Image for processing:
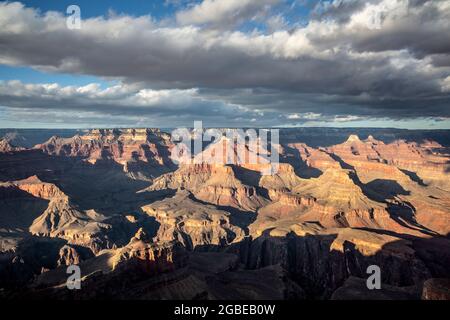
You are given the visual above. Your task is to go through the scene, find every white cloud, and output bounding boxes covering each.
[0,80,206,109]
[441,76,450,93]
[287,112,322,120]
[333,115,363,122]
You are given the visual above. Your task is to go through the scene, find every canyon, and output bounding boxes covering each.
[0,128,449,300]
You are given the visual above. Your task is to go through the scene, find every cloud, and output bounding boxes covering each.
[311,0,381,24]
[176,0,280,29]
[0,80,270,127]
[0,1,449,127]
[1,80,448,129]
[287,112,321,120]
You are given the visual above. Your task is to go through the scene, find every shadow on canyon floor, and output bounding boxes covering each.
[0,187,49,230]
[400,169,428,186]
[281,145,323,179]
[0,149,178,216]
[2,227,449,300]
[192,230,450,300]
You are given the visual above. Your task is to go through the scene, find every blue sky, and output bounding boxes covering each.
[0,0,449,129]
[0,65,110,86]
[17,0,310,23]
[19,0,183,18]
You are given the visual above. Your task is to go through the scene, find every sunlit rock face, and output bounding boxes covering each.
[326,135,450,190]
[0,139,24,153]
[0,128,449,299]
[34,129,175,180]
[141,190,245,249]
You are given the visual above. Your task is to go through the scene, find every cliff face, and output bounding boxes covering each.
[13,175,66,200]
[290,143,341,171]
[34,129,175,180]
[234,226,440,299]
[0,139,24,153]
[111,228,187,273]
[147,163,269,212]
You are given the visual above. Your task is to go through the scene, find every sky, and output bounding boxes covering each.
[0,0,449,129]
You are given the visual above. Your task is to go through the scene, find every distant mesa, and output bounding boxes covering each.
[345,134,362,143]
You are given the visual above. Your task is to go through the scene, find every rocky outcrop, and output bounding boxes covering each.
[0,139,24,153]
[268,189,316,206]
[148,164,269,211]
[111,228,187,273]
[12,175,66,200]
[56,244,94,267]
[30,199,139,254]
[422,278,450,300]
[293,168,382,210]
[289,143,340,172]
[258,163,303,190]
[141,190,245,249]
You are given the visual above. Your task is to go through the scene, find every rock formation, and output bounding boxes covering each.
[141,190,245,249]
[34,129,175,180]
[0,139,24,153]
[0,129,449,300]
